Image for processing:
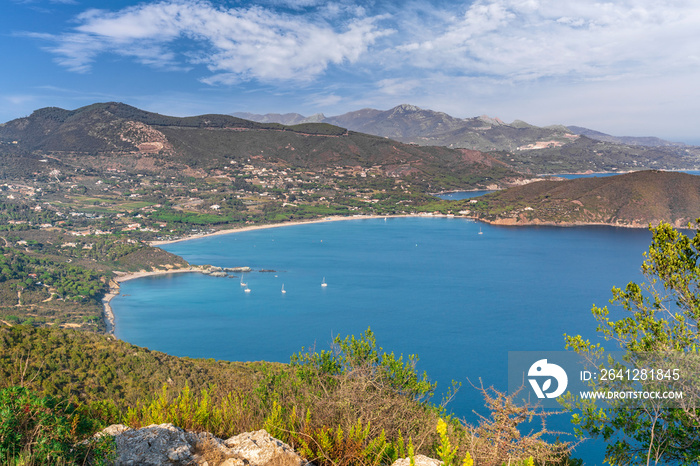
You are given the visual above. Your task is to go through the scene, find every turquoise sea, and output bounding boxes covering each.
[111,216,654,463]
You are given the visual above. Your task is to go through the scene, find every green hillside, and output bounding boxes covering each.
[0,325,262,406]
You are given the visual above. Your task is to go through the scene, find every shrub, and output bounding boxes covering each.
[0,386,114,465]
[120,328,577,466]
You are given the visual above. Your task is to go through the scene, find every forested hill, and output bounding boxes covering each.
[0,102,523,191]
[0,324,262,406]
[467,170,700,228]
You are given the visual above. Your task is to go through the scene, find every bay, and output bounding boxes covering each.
[547,172,621,179]
[111,217,653,463]
[436,190,494,200]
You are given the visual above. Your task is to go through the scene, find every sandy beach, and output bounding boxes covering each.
[148,214,405,247]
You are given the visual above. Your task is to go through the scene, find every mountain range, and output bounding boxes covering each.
[0,101,699,264]
[234,104,700,173]
[0,102,522,191]
[235,104,688,148]
[2,102,698,183]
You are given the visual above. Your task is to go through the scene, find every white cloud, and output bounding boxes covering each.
[260,0,327,9]
[394,0,700,82]
[37,0,389,82]
[376,78,421,96]
[309,93,343,107]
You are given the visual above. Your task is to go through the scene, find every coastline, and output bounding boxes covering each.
[104,214,411,335]
[102,211,668,336]
[148,214,407,246]
[477,216,695,229]
[102,267,207,336]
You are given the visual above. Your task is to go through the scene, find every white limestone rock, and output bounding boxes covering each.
[96,424,309,466]
[224,429,308,466]
[391,454,443,466]
[105,423,196,465]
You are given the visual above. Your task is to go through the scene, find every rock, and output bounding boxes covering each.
[95,425,310,466]
[97,424,130,437]
[101,423,196,465]
[223,267,252,273]
[224,430,307,466]
[187,431,245,466]
[208,272,228,277]
[391,455,443,466]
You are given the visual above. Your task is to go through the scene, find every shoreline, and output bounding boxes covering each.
[536,170,632,177]
[102,267,208,336]
[103,211,664,336]
[103,215,410,335]
[148,214,408,246]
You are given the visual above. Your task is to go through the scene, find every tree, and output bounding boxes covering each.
[565,222,700,465]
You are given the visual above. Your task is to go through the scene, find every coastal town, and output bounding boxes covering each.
[1,158,475,243]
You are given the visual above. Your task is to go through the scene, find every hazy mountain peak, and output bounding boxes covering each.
[478,115,505,126]
[393,104,422,112]
[231,112,307,125]
[544,124,572,132]
[303,113,326,123]
[510,119,536,129]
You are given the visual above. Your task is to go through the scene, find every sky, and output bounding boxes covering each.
[3,0,700,143]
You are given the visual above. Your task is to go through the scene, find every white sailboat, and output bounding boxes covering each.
[240,275,247,287]
[321,277,328,287]
[281,284,286,294]
[478,227,483,235]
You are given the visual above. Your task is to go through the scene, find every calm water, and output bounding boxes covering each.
[436,190,494,200]
[112,217,653,463]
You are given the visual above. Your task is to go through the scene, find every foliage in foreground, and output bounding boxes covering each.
[0,325,262,406]
[566,221,700,465]
[1,325,577,465]
[126,328,575,466]
[0,386,114,465]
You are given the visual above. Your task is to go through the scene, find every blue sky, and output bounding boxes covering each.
[3,0,700,143]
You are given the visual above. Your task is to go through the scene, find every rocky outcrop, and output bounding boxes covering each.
[224,430,307,466]
[202,266,251,277]
[391,455,442,466]
[95,424,310,466]
[223,267,252,273]
[95,424,445,466]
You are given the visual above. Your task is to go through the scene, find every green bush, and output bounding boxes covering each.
[0,386,114,465]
